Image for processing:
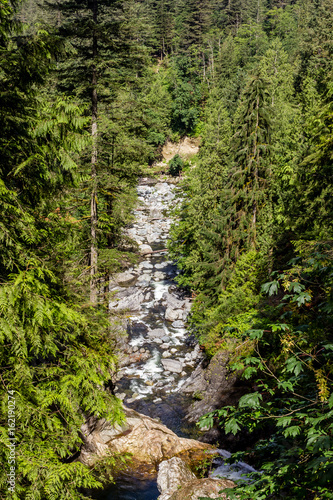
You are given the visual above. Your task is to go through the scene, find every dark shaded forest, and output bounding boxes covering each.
[0,0,332,498]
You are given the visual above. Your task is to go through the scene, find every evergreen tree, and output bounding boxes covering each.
[0,3,124,498]
[231,71,272,250]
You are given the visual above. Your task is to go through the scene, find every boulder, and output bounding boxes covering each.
[137,273,152,283]
[161,359,183,373]
[182,351,247,424]
[80,406,211,469]
[171,320,185,328]
[164,292,185,310]
[109,288,146,311]
[159,477,235,500]
[154,271,166,281]
[157,457,235,500]
[165,308,184,322]
[147,232,161,243]
[154,182,170,194]
[148,328,166,338]
[140,244,153,255]
[157,458,196,498]
[114,271,137,285]
[141,261,154,269]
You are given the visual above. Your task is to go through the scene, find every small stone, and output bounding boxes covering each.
[142,262,153,269]
[154,271,166,281]
[162,351,172,358]
[139,244,153,255]
[139,348,146,353]
[115,393,126,400]
[172,320,185,328]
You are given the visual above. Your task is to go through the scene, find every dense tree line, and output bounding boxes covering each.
[0,0,332,498]
[168,0,333,498]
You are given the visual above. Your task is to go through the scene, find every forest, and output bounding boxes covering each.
[0,0,332,498]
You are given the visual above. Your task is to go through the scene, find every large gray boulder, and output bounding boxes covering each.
[161,359,183,373]
[109,287,146,311]
[182,350,247,424]
[148,328,166,339]
[165,308,184,322]
[114,271,137,285]
[164,292,185,309]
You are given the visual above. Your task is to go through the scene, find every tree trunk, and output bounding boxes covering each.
[90,0,98,304]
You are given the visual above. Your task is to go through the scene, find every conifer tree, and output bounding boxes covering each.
[231,71,272,249]
[0,4,124,498]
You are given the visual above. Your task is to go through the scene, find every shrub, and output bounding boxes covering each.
[168,154,184,176]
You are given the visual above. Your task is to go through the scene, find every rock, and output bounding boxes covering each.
[154,271,166,281]
[144,291,154,301]
[150,208,163,218]
[155,262,168,270]
[109,288,146,311]
[141,261,153,269]
[115,393,126,400]
[79,407,211,469]
[114,271,137,285]
[162,351,172,358]
[148,328,166,338]
[147,233,161,243]
[157,458,196,497]
[159,477,235,500]
[171,320,185,328]
[137,273,152,283]
[183,351,247,424]
[154,182,170,194]
[164,293,185,310]
[165,308,183,322]
[161,359,183,373]
[139,244,153,255]
[157,458,235,500]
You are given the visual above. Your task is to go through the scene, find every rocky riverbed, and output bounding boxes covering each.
[109,179,204,432]
[85,177,254,500]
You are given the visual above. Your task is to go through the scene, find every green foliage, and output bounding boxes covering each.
[168,154,184,176]
[0,4,125,497]
[199,244,333,499]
